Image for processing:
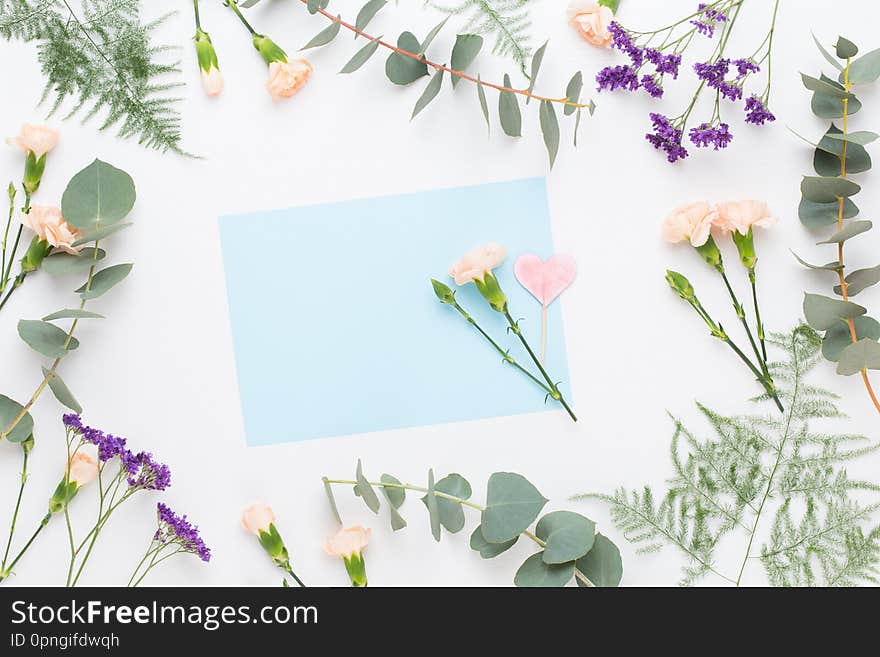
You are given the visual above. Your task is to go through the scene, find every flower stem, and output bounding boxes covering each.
[193,0,201,31]
[502,309,577,421]
[226,0,256,35]
[749,270,767,362]
[449,299,552,395]
[0,513,51,583]
[323,478,596,587]
[283,563,306,588]
[719,268,767,375]
[298,0,588,109]
[1,447,29,573]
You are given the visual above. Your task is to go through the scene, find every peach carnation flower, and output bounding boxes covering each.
[7,124,59,158]
[449,243,507,286]
[713,200,776,235]
[267,60,312,101]
[241,503,276,535]
[323,526,371,559]
[662,202,716,247]
[567,1,614,48]
[67,452,99,487]
[21,206,80,255]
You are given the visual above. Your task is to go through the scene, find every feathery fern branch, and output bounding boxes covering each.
[0,0,186,154]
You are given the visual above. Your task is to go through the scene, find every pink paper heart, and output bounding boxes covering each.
[514,254,577,305]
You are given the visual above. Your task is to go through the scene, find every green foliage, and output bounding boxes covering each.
[0,0,185,153]
[798,35,880,384]
[328,463,622,587]
[581,325,880,586]
[427,0,533,74]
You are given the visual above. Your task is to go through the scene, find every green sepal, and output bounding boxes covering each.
[694,236,723,270]
[342,553,368,587]
[20,237,52,274]
[23,151,47,195]
[258,523,290,566]
[21,435,35,455]
[48,478,79,514]
[474,272,507,312]
[253,34,288,65]
[730,228,757,271]
[597,0,620,12]
[195,29,220,72]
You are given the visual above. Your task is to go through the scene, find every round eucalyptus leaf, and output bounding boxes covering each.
[849,47,880,84]
[823,316,880,362]
[811,75,862,118]
[379,474,405,508]
[0,394,34,444]
[469,525,517,559]
[814,125,872,176]
[535,511,595,564]
[834,265,880,297]
[513,552,574,588]
[385,32,428,85]
[353,459,380,514]
[421,472,470,533]
[71,222,133,247]
[481,472,548,543]
[41,248,106,275]
[18,320,79,358]
[574,533,623,587]
[498,74,522,137]
[76,263,133,300]
[817,220,872,245]
[836,338,880,376]
[61,159,136,230]
[801,176,861,203]
[799,197,858,229]
[42,367,82,413]
[804,293,866,331]
[450,34,483,87]
[836,36,859,59]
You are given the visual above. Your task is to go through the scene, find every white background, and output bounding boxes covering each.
[1,0,879,587]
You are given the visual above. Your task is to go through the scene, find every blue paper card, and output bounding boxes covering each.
[219,178,572,445]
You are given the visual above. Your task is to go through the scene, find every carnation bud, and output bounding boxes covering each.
[195,29,224,96]
[430,279,456,304]
[20,236,51,273]
[731,228,757,272]
[253,34,288,65]
[665,269,694,300]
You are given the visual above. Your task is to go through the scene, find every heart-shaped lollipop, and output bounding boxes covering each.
[514,254,577,363]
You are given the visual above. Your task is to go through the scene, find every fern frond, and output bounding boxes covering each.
[427,0,533,74]
[0,0,186,154]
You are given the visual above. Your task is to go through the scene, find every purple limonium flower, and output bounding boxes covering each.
[744,95,776,125]
[689,122,733,150]
[596,65,640,93]
[156,503,211,562]
[694,59,742,101]
[646,49,682,78]
[690,3,727,37]
[646,113,689,163]
[123,451,172,491]
[641,74,664,98]
[733,58,760,78]
[608,22,644,65]
[63,414,128,462]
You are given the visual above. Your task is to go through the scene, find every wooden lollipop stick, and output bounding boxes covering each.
[541,303,547,365]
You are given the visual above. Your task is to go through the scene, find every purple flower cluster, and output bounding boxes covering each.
[646,113,689,163]
[694,59,742,101]
[609,22,643,65]
[596,65,639,92]
[646,49,682,78]
[156,503,211,562]
[597,23,682,99]
[63,414,171,490]
[733,58,760,78]
[123,451,172,491]
[641,75,664,98]
[689,122,733,150]
[745,95,776,125]
[690,3,728,37]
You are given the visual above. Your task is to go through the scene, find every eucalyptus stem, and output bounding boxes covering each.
[1,447,29,573]
[324,478,596,587]
[449,299,552,395]
[502,309,577,422]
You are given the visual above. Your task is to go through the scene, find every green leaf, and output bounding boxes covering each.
[825,131,879,146]
[421,473,470,533]
[18,320,79,358]
[379,474,405,508]
[803,293,866,331]
[836,36,859,59]
[71,222,132,247]
[834,265,880,297]
[41,248,106,275]
[801,73,854,99]
[61,159,136,230]
[300,18,340,50]
[535,511,595,564]
[306,0,329,14]
[425,468,441,541]
[811,75,862,118]
[539,100,560,168]
[823,316,880,362]
[450,34,482,87]
[574,533,623,587]
[0,395,34,444]
[469,525,517,559]
[355,0,386,35]
[41,366,82,413]
[813,34,844,72]
[814,124,872,175]
[322,477,343,525]
[418,17,448,56]
[385,32,428,84]
[340,36,382,73]
[817,220,872,244]
[574,108,582,147]
[564,71,583,117]
[498,74,522,137]
[791,251,841,271]
[801,176,861,203]
[481,472,548,543]
[837,338,880,375]
[514,552,574,587]
[799,196,858,228]
[849,47,880,84]
[76,263,133,300]
[525,41,547,104]
[42,309,105,321]
[476,75,489,134]
[379,475,407,531]
[412,68,443,119]
[354,459,380,514]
